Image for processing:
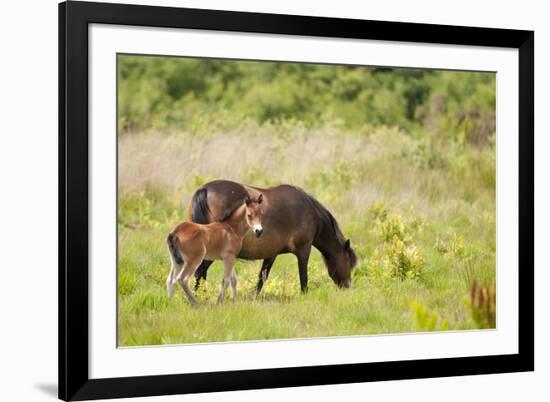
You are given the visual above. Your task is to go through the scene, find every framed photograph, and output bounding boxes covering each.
[59,1,534,400]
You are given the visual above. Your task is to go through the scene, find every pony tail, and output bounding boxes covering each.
[191,187,210,224]
[167,233,184,264]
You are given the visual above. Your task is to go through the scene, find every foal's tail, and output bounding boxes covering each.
[167,233,184,265]
[191,187,210,224]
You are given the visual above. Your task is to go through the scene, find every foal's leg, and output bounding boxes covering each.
[230,271,238,302]
[217,256,235,304]
[256,257,277,295]
[166,255,183,298]
[295,244,312,293]
[176,258,202,306]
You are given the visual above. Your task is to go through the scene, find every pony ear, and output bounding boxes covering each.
[245,196,252,205]
[257,194,263,204]
[345,239,351,250]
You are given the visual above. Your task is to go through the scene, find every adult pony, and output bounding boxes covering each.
[188,180,357,293]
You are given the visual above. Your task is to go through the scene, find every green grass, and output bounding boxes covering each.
[117,121,495,347]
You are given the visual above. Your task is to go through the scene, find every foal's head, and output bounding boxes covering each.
[245,194,264,238]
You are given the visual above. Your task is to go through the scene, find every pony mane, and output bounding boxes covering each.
[220,197,246,222]
[298,187,346,243]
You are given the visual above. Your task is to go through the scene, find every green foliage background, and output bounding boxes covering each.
[118,55,495,145]
[117,55,496,346]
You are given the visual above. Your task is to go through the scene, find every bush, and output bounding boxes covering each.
[374,209,422,244]
[386,236,424,279]
[366,205,424,280]
[411,302,449,331]
[368,201,389,222]
[368,235,424,280]
[376,213,408,242]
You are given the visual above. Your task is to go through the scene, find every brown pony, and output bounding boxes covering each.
[188,180,357,293]
[167,196,263,305]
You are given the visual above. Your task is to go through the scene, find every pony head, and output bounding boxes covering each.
[323,238,357,288]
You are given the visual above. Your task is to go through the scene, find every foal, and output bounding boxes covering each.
[166,196,263,305]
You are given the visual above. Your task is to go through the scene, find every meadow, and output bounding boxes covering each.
[117,56,496,346]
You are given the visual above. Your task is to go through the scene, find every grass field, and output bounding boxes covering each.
[117,121,496,346]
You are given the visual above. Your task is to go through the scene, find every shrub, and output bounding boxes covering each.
[368,201,389,222]
[368,235,424,280]
[405,138,449,170]
[367,205,424,280]
[376,213,408,242]
[366,249,392,280]
[386,236,424,280]
[374,208,422,244]
[411,302,449,332]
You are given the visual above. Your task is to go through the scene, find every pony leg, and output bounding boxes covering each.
[256,257,277,295]
[176,259,201,306]
[295,244,312,293]
[217,256,235,304]
[217,277,229,304]
[194,260,214,291]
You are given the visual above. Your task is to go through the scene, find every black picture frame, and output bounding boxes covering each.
[59,1,534,400]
